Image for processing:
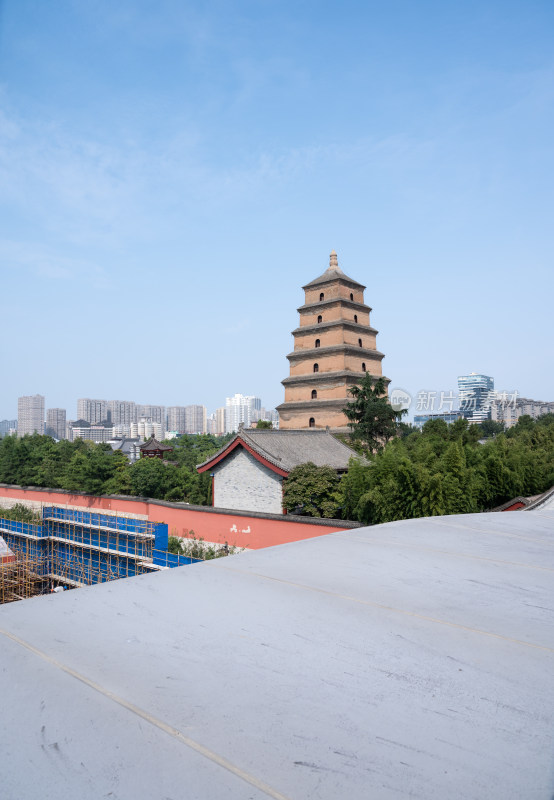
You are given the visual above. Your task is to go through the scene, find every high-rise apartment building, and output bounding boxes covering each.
[0,420,17,437]
[108,400,137,426]
[215,407,226,436]
[277,251,387,430]
[491,396,554,427]
[458,374,494,423]
[251,407,280,429]
[137,405,166,428]
[207,409,226,435]
[225,394,261,433]
[130,418,164,440]
[46,408,67,439]
[184,405,207,435]
[77,398,107,425]
[17,395,45,436]
[167,406,187,434]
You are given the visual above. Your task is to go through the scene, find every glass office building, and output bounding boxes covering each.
[457,374,494,423]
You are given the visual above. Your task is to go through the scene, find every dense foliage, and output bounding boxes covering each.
[282,462,342,518]
[0,502,41,523]
[343,374,407,453]
[0,433,231,505]
[282,415,554,522]
[168,535,242,560]
[340,414,554,524]
[1,416,552,526]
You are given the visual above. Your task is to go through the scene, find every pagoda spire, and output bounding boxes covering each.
[330,250,338,269]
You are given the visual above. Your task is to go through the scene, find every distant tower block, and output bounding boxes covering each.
[276,251,387,430]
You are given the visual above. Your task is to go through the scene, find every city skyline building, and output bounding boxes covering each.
[250,407,280,428]
[277,251,386,430]
[7,393,287,438]
[130,418,164,441]
[215,407,226,436]
[225,394,261,433]
[207,408,226,436]
[0,419,17,437]
[184,405,207,435]
[167,406,187,434]
[17,394,45,437]
[137,405,167,428]
[491,395,554,427]
[69,425,114,443]
[45,408,67,440]
[413,411,465,429]
[458,374,494,423]
[77,398,107,425]
[107,400,137,426]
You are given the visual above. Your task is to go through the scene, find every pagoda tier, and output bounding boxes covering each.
[277,251,388,431]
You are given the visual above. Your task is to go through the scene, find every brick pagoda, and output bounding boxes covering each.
[276,251,387,430]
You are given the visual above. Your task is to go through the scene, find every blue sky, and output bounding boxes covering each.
[1,0,553,420]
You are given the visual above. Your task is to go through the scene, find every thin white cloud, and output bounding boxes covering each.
[0,239,112,289]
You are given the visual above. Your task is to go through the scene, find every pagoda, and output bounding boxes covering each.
[276,251,387,430]
[139,436,174,460]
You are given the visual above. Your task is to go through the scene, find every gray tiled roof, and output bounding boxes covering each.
[302,267,365,290]
[197,428,362,473]
[108,436,140,456]
[139,436,173,452]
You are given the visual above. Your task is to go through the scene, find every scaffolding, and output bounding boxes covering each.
[0,540,50,603]
[0,507,192,604]
[42,506,158,584]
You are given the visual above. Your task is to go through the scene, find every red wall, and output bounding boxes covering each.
[501,501,526,512]
[0,486,356,550]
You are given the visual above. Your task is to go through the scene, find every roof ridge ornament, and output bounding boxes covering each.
[329,250,338,269]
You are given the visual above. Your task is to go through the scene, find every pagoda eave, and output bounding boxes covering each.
[292,321,379,336]
[297,299,372,314]
[276,398,354,412]
[302,275,366,292]
[286,345,385,361]
[282,371,390,387]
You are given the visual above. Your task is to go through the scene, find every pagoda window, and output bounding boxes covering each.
[317,315,322,324]
[358,338,362,347]
[354,314,358,323]
[315,339,320,348]
[350,292,354,301]
[313,363,319,373]
[309,417,315,428]
[319,292,324,301]
[361,362,366,372]
[311,389,317,399]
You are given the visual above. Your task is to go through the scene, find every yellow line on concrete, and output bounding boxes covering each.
[0,628,293,800]
[218,566,554,655]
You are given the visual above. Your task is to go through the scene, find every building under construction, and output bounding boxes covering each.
[0,506,193,603]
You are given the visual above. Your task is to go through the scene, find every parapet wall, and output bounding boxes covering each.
[0,485,360,550]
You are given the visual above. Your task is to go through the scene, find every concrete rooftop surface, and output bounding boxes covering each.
[1,506,553,800]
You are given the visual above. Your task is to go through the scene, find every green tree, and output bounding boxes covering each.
[256,420,273,429]
[168,536,184,554]
[128,457,169,499]
[343,374,406,453]
[61,443,121,494]
[339,457,373,521]
[0,503,41,523]
[479,419,505,438]
[422,418,449,440]
[283,462,342,518]
[103,461,133,496]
